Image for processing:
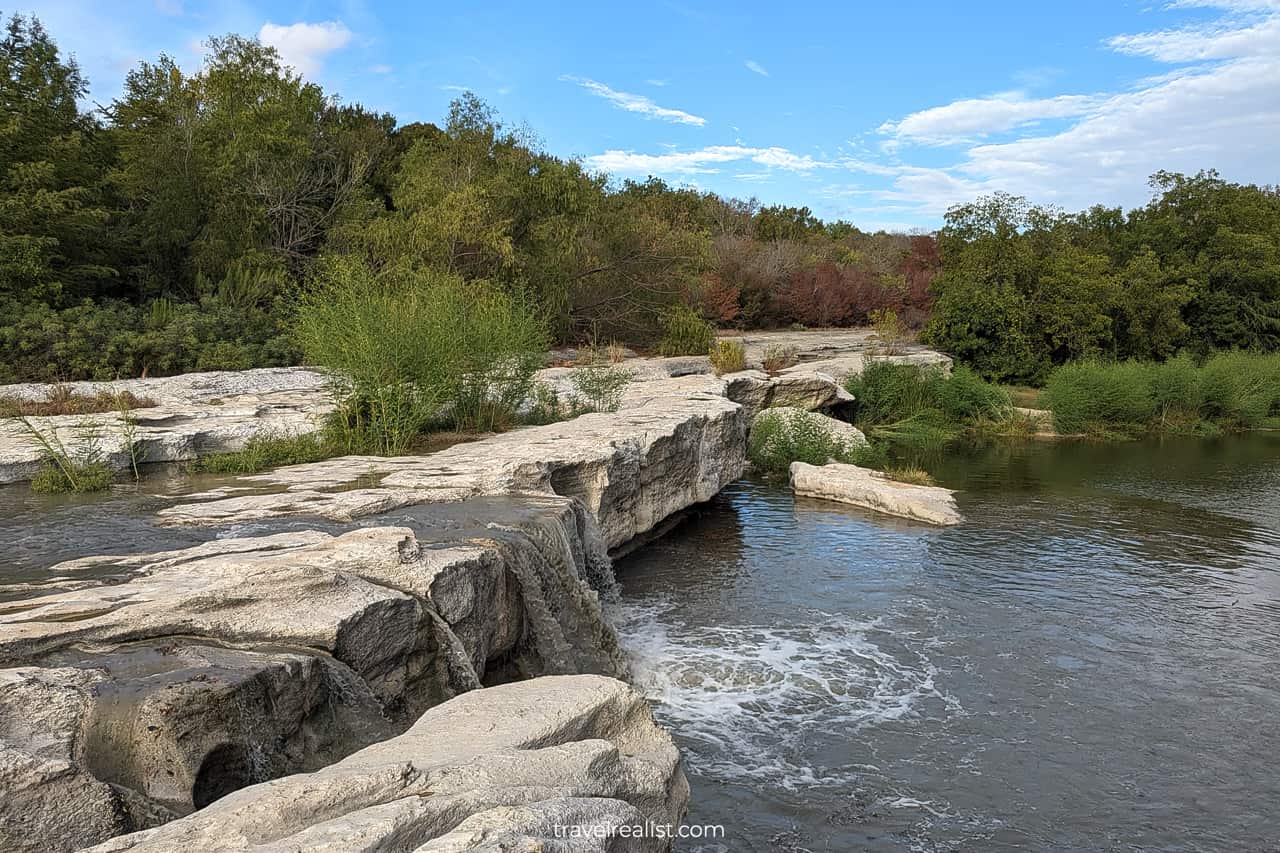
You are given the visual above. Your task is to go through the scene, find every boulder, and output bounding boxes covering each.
[789,461,962,526]
[723,369,850,419]
[83,675,689,853]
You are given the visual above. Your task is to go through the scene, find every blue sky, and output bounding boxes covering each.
[22,0,1280,230]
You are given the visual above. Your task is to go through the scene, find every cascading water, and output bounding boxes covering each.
[613,434,1280,852]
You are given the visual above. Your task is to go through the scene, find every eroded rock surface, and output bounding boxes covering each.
[789,461,963,526]
[84,675,688,853]
[0,368,333,484]
[0,495,629,851]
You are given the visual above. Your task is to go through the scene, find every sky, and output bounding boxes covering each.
[19,0,1280,231]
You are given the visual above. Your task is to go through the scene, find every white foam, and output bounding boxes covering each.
[612,598,953,790]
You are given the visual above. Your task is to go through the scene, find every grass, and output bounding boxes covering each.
[761,344,799,374]
[15,415,118,493]
[189,433,334,475]
[884,466,935,486]
[1002,385,1043,409]
[748,408,885,474]
[0,387,156,417]
[708,339,746,375]
[1040,352,1280,437]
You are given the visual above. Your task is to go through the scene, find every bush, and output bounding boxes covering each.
[1041,360,1155,435]
[934,365,1010,422]
[844,360,1010,448]
[659,304,715,356]
[748,408,882,474]
[568,363,633,414]
[1197,351,1280,428]
[869,308,908,355]
[294,259,547,454]
[1038,354,1280,436]
[708,339,746,375]
[0,297,299,383]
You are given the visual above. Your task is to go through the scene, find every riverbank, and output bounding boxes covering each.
[0,332,950,850]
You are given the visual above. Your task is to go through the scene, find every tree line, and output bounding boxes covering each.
[2,13,1277,384]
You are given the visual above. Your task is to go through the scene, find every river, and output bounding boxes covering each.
[612,433,1280,852]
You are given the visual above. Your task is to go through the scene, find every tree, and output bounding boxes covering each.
[0,14,115,304]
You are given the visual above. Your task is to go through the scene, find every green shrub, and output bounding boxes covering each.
[1039,353,1280,436]
[843,360,1011,450]
[190,433,333,475]
[748,409,882,474]
[293,259,547,453]
[869,308,907,355]
[520,382,561,425]
[659,304,715,356]
[1197,351,1280,428]
[708,339,746,375]
[933,366,1010,422]
[0,297,298,383]
[569,363,633,413]
[1041,360,1155,435]
[1146,354,1203,428]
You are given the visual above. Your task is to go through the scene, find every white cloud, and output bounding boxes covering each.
[584,144,831,175]
[258,21,353,77]
[371,63,392,74]
[866,2,1280,218]
[562,76,706,126]
[1106,11,1280,61]
[744,59,769,77]
[879,92,1102,145]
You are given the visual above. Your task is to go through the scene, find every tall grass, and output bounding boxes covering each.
[1041,352,1280,436]
[844,361,1011,449]
[708,339,746,375]
[294,259,546,454]
[190,433,333,475]
[17,416,115,493]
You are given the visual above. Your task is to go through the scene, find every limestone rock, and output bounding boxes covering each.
[0,494,630,850]
[0,367,334,484]
[83,675,689,853]
[723,369,850,418]
[157,377,747,552]
[778,350,953,385]
[789,461,962,526]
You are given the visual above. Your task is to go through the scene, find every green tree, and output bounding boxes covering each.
[0,13,115,303]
